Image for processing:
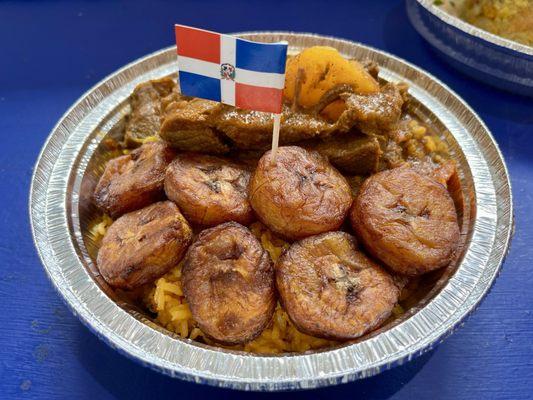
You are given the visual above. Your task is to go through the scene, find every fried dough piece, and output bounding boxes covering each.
[276,231,399,340]
[94,141,176,218]
[351,167,460,276]
[249,146,352,241]
[182,222,275,345]
[97,201,192,289]
[164,154,254,227]
[124,77,176,146]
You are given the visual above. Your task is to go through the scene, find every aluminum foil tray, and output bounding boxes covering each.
[29,32,513,391]
[407,0,533,97]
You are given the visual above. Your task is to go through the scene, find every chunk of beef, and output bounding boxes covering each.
[124,77,176,146]
[303,134,382,175]
[159,98,230,153]
[336,83,406,135]
[217,105,335,149]
[159,80,407,151]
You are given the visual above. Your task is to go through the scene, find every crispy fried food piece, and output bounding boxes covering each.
[124,77,176,146]
[276,231,399,340]
[182,222,275,345]
[164,153,254,227]
[412,160,457,187]
[351,166,460,276]
[249,146,353,241]
[94,141,176,218]
[412,160,465,218]
[97,201,192,289]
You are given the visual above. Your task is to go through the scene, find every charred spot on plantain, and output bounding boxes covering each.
[296,171,309,185]
[392,204,408,214]
[217,241,244,261]
[204,179,221,193]
[419,206,431,219]
[138,213,157,226]
[198,165,222,174]
[210,269,241,284]
[345,284,361,303]
[329,263,361,301]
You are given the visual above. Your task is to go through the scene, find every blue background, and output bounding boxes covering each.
[1,0,531,399]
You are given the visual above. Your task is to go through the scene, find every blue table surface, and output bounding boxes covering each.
[1,0,532,398]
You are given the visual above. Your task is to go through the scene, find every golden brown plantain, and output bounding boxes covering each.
[97,201,192,289]
[350,166,460,276]
[276,231,399,340]
[164,153,254,227]
[94,141,176,218]
[182,222,276,345]
[249,146,352,240]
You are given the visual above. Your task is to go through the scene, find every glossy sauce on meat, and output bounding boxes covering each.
[276,231,399,340]
[249,146,352,240]
[182,222,276,345]
[97,201,192,289]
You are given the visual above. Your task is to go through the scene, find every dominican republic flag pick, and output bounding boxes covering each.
[174,25,288,115]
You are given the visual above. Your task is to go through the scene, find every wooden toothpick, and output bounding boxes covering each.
[271,113,281,162]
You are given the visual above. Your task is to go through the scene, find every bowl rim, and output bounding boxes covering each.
[29,31,514,391]
[414,0,533,56]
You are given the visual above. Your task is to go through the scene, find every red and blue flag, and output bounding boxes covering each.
[175,25,288,114]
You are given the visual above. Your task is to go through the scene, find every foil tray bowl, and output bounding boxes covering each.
[29,32,513,391]
[407,0,533,97]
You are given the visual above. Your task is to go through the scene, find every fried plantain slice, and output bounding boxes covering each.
[94,141,176,217]
[276,231,399,340]
[182,222,275,345]
[351,166,460,276]
[249,146,352,241]
[97,201,192,289]
[164,153,254,227]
